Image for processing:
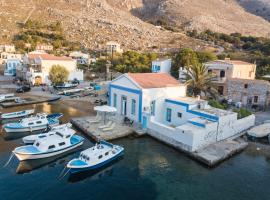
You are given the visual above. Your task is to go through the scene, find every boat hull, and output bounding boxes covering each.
[13,141,84,161]
[4,125,49,133]
[69,150,124,174]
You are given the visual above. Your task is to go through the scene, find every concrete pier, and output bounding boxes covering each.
[70,117,134,141]
[191,138,248,167]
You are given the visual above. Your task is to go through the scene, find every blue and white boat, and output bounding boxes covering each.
[66,141,124,174]
[3,113,62,133]
[22,123,73,144]
[13,128,84,161]
[0,109,34,121]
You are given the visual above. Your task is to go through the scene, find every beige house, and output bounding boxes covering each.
[35,44,53,52]
[204,59,256,95]
[20,51,83,85]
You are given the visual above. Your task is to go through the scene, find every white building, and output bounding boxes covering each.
[106,41,123,54]
[21,51,83,85]
[0,44,16,53]
[4,58,21,76]
[35,44,53,52]
[69,51,90,65]
[109,73,255,152]
[151,58,172,74]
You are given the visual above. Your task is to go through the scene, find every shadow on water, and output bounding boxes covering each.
[16,147,83,174]
[67,156,123,183]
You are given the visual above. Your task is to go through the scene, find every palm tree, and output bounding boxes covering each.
[183,63,217,98]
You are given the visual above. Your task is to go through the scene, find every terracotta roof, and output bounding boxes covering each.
[28,53,73,61]
[128,73,180,89]
[206,60,254,66]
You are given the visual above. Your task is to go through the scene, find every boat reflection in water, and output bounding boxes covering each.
[67,157,123,183]
[16,148,82,174]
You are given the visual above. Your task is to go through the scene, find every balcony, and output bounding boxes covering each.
[212,76,227,83]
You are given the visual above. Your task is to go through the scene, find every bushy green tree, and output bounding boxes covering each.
[115,51,157,73]
[49,65,69,85]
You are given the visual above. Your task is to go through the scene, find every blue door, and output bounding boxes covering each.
[142,116,147,130]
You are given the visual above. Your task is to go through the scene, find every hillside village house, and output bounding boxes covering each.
[4,58,21,76]
[204,59,256,95]
[19,51,83,85]
[151,58,172,74]
[0,44,16,53]
[109,73,255,152]
[35,44,53,52]
[69,51,90,65]
[106,41,123,54]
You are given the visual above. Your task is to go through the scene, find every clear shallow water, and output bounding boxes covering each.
[0,102,270,200]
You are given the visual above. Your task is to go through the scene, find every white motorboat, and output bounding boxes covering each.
[0,109,34,120]
[0,93,15,102]
[22,123,73,144]
[13,129,84,161]
[3,113,61,133]
[66,140,124,174]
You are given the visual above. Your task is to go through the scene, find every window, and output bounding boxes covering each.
[166,108,172,122]
[150,101,156,116]
[35,142,40,147]
[55,132,64,137]
[98,155,103,159]
[220,70,225,78]
[105,152,109,156]
[131,99,136,115]
[48,145,55,149]
[177,112,182,118]
[113,93,117,108]
[254,96,259,103]
[244,84,248,89]
[208,69,212,74]
[58,142,65,146]
[249,71,252,77]
[36,121,42,124]
[28,122,34,126]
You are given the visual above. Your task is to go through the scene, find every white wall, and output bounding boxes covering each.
[152,59,172,74]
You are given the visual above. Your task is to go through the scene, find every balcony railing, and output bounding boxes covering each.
[212,76,227,83]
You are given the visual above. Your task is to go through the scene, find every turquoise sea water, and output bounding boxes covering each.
[0,102,270,200]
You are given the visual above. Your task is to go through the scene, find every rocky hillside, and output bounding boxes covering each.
[237,0,270,22]
[0,0,270,51]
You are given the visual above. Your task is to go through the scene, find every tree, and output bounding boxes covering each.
[172,48,199,78]
[49,65,69,85]
[196,51,217,63]
[183,63,217,97]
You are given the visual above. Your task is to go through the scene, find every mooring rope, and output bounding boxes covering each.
[58,166,71,179]
[3,153,14,168]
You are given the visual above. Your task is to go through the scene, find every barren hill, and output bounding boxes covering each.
[0,0,270,51]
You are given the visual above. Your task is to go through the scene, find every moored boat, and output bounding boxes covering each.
[247,122,270,140]
[13,129,84,161]
[3,113,62,133]
[66,140,124,174]
[0,93,15,103]
[0,109,34,121]
[22,123,73,144]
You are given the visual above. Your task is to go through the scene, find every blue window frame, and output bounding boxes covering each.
[113,93,117,108]
[166,108,172,122]
[150,101,156,116]
[131,99,136,115]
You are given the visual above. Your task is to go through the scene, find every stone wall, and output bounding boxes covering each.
[227,78,270,108]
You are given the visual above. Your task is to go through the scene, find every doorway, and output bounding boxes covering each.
[121,96,127,116]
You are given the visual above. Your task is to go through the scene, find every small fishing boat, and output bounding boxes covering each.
[54,83,78,90]
[13,129,84,161]
[0,109,34,121]
[247,122,270,140]
[0,93,15,103]
[3,113,62,133]
[22,123,73,144]
[66,140,124,174]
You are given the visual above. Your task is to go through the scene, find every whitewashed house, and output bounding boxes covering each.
[69,51,90,65]
[4,58,21,76]
[106,41,123,54]
[152,58,172,74]
[109,73,255,152]
[21,51,83,85]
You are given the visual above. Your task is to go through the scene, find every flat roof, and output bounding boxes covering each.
[167,97,206,105]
